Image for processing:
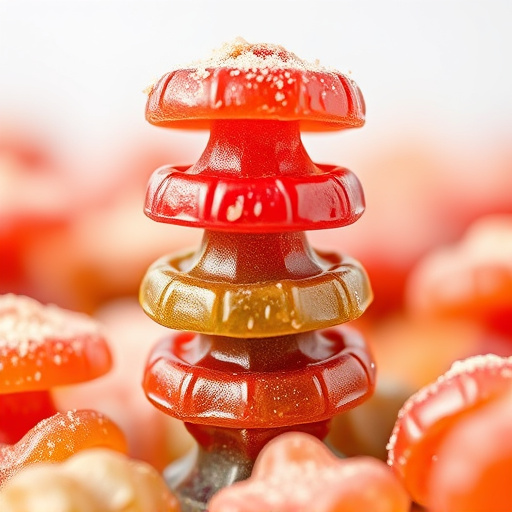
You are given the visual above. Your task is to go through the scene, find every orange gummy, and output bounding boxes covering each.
[0,294,112,443]
[0,409,127,486]
[387,354,512,507]
[429,390,512,512]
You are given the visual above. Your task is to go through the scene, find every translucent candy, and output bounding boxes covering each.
[145,162,364,232]
[0,294,112,443]
[145,39,365,131]
[0,410,127,486]
[144,326,375,427]
[140,239,372,337]
[429,390,512,512]
[387,354,512,507]
[208,432,410,512]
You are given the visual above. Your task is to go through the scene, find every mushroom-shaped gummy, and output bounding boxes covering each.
[388,354,512,507]
[406,215,512,337]
[143,38,367,234]
[0,294,112,443]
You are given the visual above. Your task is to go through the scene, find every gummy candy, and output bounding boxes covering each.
[0,410,127,486]
[0,294,111,443]
[388,353,512,507]
[208,431,410,512]
[0,448,178,511]
[140,39,375,509]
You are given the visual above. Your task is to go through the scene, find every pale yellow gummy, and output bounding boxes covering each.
[0,449,179,512]
[140,250,372,338]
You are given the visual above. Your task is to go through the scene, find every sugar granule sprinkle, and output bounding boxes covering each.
[0,294,101,359]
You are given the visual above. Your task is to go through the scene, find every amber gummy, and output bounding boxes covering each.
[140,39,376,512]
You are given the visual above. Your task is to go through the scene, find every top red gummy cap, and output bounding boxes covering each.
[145,38,365,131]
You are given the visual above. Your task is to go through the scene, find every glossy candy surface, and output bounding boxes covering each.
[387,354,512,507]
[0,294,112,443]
[0,410,127,486]
[140,39,374,510]
[208,432,410,512]
[145,326,375,427]
[145,119,364,232]
[428,390,512,512]
[141,237,372,337]
[145,38,365,131]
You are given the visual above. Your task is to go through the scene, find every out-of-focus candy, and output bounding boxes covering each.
[54,297,194,470]
[364,314,485,390]
[0,136,72,300]
[28,189,201,314]
[429,390,512,512]
[208,432,410,512]
[0,409,127,486]
[387,354,512,507]
[0,294,112,443]
[309,142,461,318]
[328,376,413,460]
[406,215,512,336]
[0,447,179,511]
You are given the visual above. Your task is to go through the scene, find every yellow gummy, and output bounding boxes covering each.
[140,249,372,338]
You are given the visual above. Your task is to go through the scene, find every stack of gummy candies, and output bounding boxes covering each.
[0,39,512,512]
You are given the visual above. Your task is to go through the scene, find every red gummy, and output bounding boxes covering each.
[145,40,365,131]
[145,162,364,232]
[144,326,375,427]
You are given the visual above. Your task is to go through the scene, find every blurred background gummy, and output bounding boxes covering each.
[1,0,512,471]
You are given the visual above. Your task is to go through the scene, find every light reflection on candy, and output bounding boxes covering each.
[387,353,512,507]
[429,390,512,512]
[0,409,127,486]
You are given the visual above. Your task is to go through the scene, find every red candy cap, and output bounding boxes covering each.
[146,38,365,132]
